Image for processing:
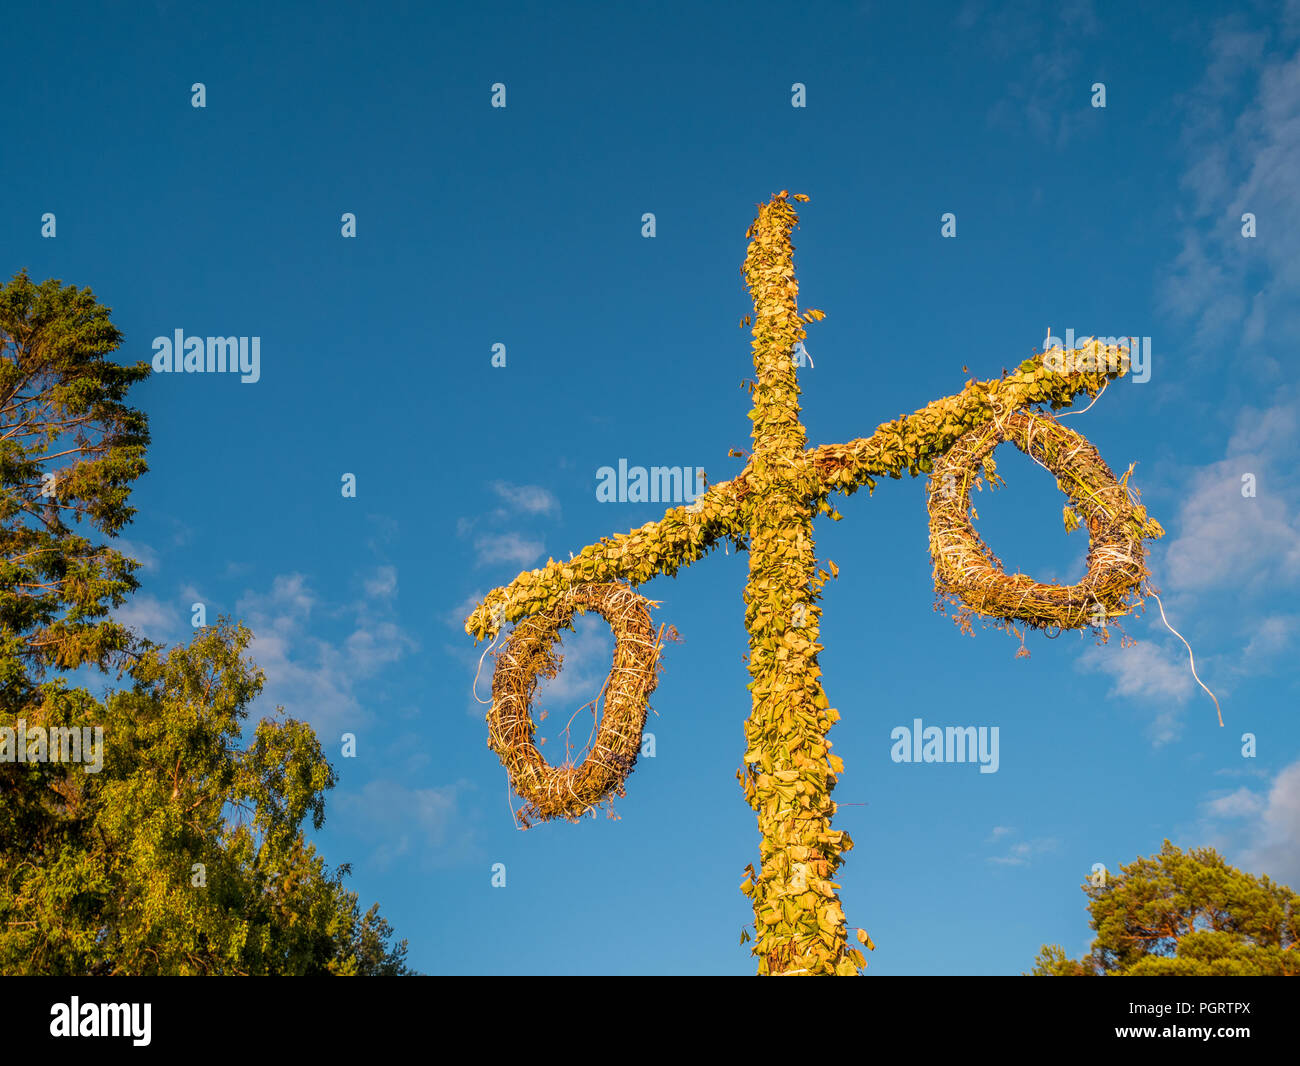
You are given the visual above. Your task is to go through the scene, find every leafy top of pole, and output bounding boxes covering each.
[743,189,810,459]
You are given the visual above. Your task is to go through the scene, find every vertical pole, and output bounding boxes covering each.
[739,193,862,976]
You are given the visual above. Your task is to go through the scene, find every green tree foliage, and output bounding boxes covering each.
[0,269,149,681]
[1032,840,1299,976]
[3,622,412,974]
[1,272,411,975]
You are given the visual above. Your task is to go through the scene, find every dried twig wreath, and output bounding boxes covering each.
[926,408,1164,635]
[487,582,664,824]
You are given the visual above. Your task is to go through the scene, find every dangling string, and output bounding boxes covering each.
[1056,377,1109,418]
[1148,587,1223,727]
[473,622,505,705]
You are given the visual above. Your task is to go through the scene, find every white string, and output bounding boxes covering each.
[1056,378,1109,418]
[472,623,504,705]
[1149,588,1223,728]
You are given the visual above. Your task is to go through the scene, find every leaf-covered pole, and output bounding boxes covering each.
[735,192,860,976]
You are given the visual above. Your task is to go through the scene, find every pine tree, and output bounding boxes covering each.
[1032,840,1299,976]
[0,269,149,681]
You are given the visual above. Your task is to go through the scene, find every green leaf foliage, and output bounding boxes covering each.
[1,272,411,975]
[1,620,413,975]
[1032,840,1299,976]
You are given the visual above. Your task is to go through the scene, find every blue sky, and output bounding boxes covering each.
[3,0,1299,974]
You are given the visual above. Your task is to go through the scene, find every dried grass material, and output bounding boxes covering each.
[927,409,1162,634]
[487,583,662,824]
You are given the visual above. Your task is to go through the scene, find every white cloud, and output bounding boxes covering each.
[1242,614,1299,662]
[242,573,316,620]
[491,481,559,517]
[964,0,1100,147]
[1227,398,1298,456]
[1201,759,1300,888]
[988,835,1059,867]
[474,532,543,568]
[235,569,417,736]
[1158,396,1300,594]
[112,593,183,644]
[1079,639,1195,746]
[456,482,560,567]
[113,537,159,573]
[1162,27,1300,355]
[1205,787,1265,819]
[344,620,415,674]
[1161,459,1300,592]
[1243,762,1300,887]
[363,565,398,600]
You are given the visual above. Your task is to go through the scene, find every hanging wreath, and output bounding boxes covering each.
[926,408,1164,634]
[487,582,664,824]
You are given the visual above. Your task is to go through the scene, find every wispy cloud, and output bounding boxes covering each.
[113,537,159,573]
[1227,397,1298,455]
[490,481,559,517]
[236,568,418,736]
[1162,21,1300,358]
[364,565,398,599]
[1241,614,1300,662]
[1161,460,1300,592]
[1200,758,1300,888]
[1078,639,1196,746]
[333,779,479,871]
[987,833,1059,867]
[112,593,185,645]
[962,0,1101,148]
[456,481,560,568]
[473,532,544,568]
[1159,396,1300,593]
